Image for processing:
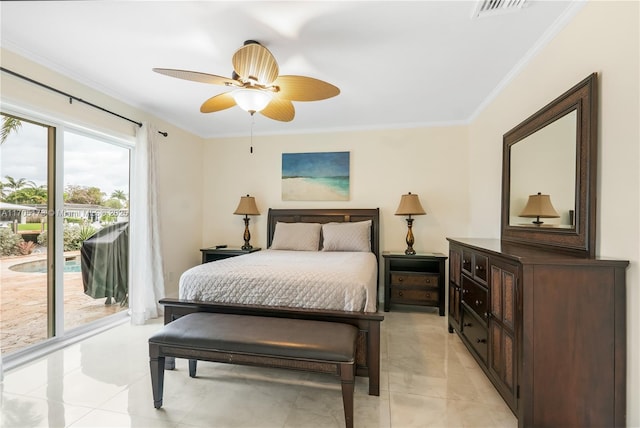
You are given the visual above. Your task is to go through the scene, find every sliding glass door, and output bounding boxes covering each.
[0,115,51,355]
[62,130,130,332]
[0,112,131,357]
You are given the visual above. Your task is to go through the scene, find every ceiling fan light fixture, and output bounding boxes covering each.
[232,89,273,114]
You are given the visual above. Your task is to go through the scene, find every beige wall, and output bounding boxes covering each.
[201,2,639,420]
[2,0,638,422]
[202,126,470,261]
[468,1,639,424]
[0,48,205,297]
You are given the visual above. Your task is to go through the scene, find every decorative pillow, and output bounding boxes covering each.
[270,222,322,251]
[322,220,372,252]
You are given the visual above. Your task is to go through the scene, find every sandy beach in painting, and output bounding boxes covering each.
[282,177,348,201]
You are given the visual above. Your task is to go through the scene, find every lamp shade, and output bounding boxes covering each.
[395,192,426,216]
[233,195,260,216]
[232,89,273,113]
[519,192,560,218]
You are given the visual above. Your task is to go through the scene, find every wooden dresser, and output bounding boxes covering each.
[447,238,628,428]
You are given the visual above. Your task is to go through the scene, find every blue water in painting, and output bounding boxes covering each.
[306,177,349,198]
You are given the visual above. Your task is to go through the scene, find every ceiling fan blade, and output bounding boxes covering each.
[200,92,237,113]
[232,43,279,85]
[273,75,340,101]
[153,68,238,86]
[260,98,295,122]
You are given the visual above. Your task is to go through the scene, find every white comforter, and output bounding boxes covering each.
[179,249,378,312]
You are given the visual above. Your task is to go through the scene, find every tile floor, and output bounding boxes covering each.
[1,307,517,427]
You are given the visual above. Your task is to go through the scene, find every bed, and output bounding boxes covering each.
[159,208,384,395]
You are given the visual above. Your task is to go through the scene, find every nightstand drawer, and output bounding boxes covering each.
[391,286,439,304]
[390,272,439,288]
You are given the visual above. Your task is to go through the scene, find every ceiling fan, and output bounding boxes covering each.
[153,40,340,122]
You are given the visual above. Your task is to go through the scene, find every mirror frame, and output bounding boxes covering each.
[501,73,598,257]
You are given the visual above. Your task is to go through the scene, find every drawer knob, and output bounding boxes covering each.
[398,291,404,297]
[475,299,483,306]
[476,265,484,271]
[476,338,487,344]
[463,322,472,327]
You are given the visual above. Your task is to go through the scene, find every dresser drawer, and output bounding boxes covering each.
[390,286,439,304]
[462,250,473,275]
[462,275,488,321]
[461,250,488,283]
[462,306,487,363]
[473,254,488,283]
[390,272,439,288]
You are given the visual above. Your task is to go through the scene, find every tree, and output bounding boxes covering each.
[1,115,22,145]
[3,176,36,192]
[110,189,127,201]
[64,185,105,205]
[104,198,123,209]
[4,186,47,204]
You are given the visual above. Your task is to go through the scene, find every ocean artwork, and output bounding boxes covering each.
[282,152,350,201]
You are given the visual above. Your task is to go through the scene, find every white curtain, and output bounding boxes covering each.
[130,122,165,324]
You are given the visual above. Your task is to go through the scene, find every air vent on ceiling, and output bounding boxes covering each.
[472,0,528,18]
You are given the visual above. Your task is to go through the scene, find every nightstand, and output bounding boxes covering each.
[200,247,261,264]
[382,251,447,314]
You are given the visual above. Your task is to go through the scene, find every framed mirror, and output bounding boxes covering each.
[501,73,597,257]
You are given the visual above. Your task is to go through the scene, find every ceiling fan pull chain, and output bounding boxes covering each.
[250,114,255,154]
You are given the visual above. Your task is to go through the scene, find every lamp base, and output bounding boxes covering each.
[404,217,417,255]
[241,215,253,250]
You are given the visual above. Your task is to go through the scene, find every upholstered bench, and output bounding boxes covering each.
[149,312,359,427]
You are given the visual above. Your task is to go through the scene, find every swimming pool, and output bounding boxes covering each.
[9,256,82,273]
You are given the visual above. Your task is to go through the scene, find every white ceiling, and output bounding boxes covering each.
[0,1,582,138]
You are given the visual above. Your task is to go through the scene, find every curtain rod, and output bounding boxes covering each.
[0,67,168,137]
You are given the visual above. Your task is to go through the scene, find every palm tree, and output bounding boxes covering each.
[1,115,22,145]
[110,189,127,201]
[3,176,36,192]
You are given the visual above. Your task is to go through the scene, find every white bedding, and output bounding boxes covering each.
[179,249,378,312]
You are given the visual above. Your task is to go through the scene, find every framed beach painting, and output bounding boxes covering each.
[282,151,350,201]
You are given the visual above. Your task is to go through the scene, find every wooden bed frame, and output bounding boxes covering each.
[159,208,384,396]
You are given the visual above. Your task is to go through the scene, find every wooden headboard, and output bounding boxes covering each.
[267,208,380,259]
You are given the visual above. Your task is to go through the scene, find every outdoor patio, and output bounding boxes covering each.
[0,252,127,355]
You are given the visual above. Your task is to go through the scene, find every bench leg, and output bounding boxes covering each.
[340,363,355,428]
[367,320,381,396]
[164,356,176,370]
[149,344,165,409]
[189,359,197,377]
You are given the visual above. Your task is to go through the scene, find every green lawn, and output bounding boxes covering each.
[17,223,47,231]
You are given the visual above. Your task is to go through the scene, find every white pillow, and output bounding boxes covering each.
[322,220,372,252]
[270,222,322,251]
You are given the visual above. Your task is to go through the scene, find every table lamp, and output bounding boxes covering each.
[519,192,560,225]
[233,194,260,249]
[395,192,426,255]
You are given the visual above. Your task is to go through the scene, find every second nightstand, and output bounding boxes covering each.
[382,251,447,314]
[200,247,261,264]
